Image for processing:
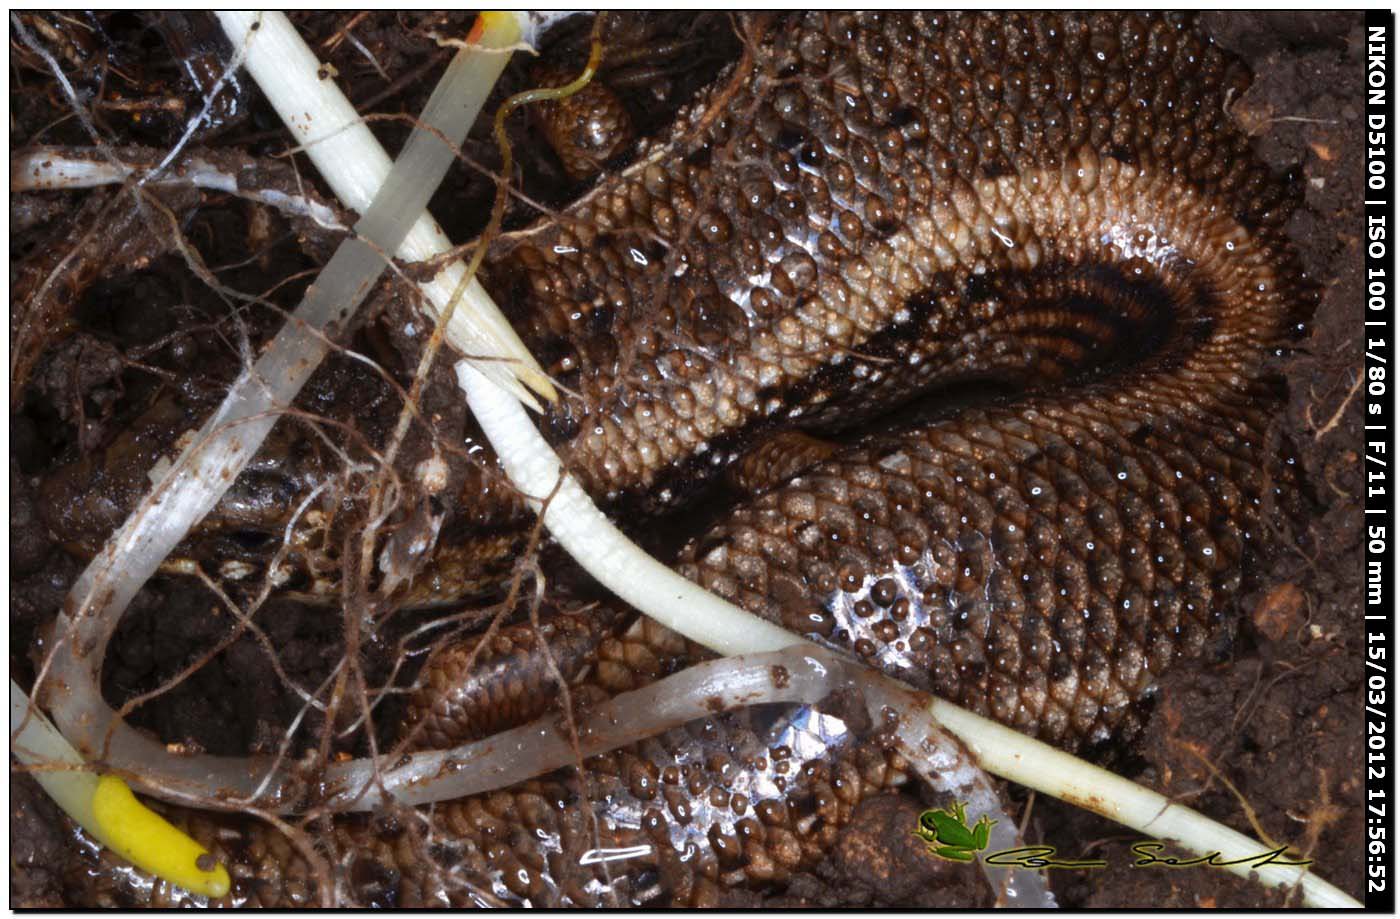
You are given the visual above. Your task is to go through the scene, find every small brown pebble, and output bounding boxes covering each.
[1252,583,1304,642]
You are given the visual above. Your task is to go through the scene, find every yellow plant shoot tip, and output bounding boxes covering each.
[90,775,231,899]
[475,11,522,47]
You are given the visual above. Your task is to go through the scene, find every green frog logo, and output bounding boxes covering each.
[914,801,996,862]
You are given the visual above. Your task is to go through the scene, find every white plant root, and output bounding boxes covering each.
[216,11,553,408]
[24,4,541,817]
[11,678,104,847]
[12,147,349,231]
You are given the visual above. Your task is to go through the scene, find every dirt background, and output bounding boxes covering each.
[9,12,1367,908]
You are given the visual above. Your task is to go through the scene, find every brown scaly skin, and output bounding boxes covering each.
[78,733,918,908]
[70,616,917,908]
[531,62,636,184]
[57,12,1307,907]
[402,604,627,750]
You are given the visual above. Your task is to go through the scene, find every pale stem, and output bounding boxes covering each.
[29,4,539,816]
[12,146,349,231]
[215,10,553,405]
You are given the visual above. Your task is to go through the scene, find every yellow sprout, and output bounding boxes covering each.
[12,679,230,898]
[91,776,231,899]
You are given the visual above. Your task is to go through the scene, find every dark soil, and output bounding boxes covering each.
[9,12,1367,908]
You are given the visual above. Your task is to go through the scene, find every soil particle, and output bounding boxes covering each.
[11,461,52,576]
[1250,582,1308,644]
[8,775,74,908]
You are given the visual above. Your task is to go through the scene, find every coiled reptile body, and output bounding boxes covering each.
[62,11,1306,907]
